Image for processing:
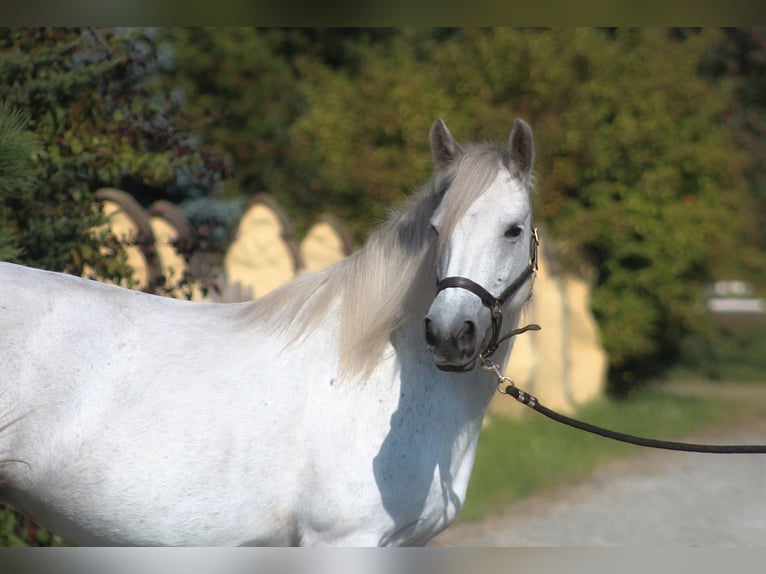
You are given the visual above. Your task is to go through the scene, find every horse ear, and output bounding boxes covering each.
[508,118,535,184]
[430,119,463,170]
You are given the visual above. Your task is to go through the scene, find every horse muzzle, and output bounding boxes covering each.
[423,316,482,372]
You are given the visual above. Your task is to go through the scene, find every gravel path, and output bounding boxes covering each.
[431,383,766,547]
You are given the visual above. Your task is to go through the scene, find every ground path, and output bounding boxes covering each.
[431,382,766,546]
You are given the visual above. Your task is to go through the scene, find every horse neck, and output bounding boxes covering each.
[392,297,506,428]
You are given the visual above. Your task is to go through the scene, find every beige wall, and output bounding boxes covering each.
[224,199,300,299]
[489,248,607,417]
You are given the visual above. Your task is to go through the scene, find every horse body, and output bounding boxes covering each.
[0,118,535,546]
[1,266,302,544]
[0,261,496,546]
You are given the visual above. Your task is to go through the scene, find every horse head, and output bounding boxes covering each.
[424,118,536,372]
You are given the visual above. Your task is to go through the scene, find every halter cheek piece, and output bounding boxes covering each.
[435,227,541,360]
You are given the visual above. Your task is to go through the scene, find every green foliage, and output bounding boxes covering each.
[699,28,766,251]
[674,321,766,383]
[157,28,296,192]
[288,31,461,239]
[0,102,38,260]
[0,28,229,279]
[0,506,66,546]
[155,28,403,240]
[0,103,37,190]
[536,29,759,389]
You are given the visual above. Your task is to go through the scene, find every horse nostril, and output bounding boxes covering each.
[455,321,476,357]
[424,317,435,346]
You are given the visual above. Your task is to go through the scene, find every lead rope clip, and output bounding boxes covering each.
[481,357,538,407]
[480,357,515,394]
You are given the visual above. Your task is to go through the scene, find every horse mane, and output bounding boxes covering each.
[247,143,512,380]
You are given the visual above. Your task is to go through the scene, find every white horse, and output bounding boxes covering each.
[0,118,537,546]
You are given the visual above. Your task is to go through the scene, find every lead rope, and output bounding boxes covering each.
[480,353,766,454]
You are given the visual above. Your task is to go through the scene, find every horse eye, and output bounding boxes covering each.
[430,223,439,236]
[504,224,524,239]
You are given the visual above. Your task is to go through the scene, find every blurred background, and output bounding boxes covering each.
[1,28,764,545]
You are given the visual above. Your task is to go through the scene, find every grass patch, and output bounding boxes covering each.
[458,390,734,522]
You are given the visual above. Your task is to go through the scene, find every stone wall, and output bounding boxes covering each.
[489,241,607,418]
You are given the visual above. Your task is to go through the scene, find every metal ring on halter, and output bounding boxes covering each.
[496,375,515,394]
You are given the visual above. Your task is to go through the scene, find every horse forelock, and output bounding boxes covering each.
[435,145,506,257]
[248,142,528,381]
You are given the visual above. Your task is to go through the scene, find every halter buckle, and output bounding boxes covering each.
[529,227,540,271]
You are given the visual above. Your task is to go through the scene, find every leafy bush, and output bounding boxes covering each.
[0,27,229,281]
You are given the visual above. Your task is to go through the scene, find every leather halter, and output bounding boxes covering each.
[435,227,540,360]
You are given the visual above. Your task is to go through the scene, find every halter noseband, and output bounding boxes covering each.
[435,227,540,360]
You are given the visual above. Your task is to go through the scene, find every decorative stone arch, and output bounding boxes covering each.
[299,215,354,275]
[147,200,196,296]
[224,194,302,299]
[87,188,161,292]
